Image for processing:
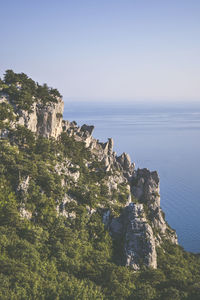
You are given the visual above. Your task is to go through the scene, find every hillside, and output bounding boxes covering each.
[0,70,200,299]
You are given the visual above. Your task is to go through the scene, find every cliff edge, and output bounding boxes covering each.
[0,71,177,271]
[2,71,200,300]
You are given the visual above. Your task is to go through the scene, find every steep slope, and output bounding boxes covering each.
[60,118,177,270]
[0,70,200,300]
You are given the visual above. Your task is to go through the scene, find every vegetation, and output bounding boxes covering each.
[0,71,200,299]
[0,70,62,112]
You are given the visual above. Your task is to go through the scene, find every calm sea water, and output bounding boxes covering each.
[63,100,200,253]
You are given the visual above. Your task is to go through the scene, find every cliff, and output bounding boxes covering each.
[0,73,177,271]
[0,93,64,139]
[2,71,199,300]
[60,119,178,270]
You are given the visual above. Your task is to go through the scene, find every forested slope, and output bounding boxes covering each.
[0,71,200,299]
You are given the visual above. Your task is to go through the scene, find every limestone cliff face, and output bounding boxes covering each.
[0,95,64,139]
[3,96,178,270]
[101,170,177,270]
[132,168,178,244]
[124,203,157,270]
[104,203,157,270]
[64,120,178,270]
[35,100,64,138]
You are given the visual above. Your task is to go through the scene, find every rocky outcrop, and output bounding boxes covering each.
[36,100,64,138]
[1,89,178,270]
[0,71,181,277]
[103,203,157,270]
[17,103,38,132]
[124,203,157,270]
[0,95,64,139]
[60,118,178,269]
[80,124,94,136]
[62,120,119,170]
[132,168,178,244]
[116,152,135,179]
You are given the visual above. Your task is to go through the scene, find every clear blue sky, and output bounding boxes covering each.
[0,0,200,101]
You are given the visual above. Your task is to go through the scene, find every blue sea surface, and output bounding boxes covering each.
[63,100,200,253]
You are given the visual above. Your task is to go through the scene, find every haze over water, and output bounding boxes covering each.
[64,100,200,253]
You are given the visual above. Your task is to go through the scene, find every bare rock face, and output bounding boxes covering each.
[18,103,38,132]
[36,99,64,138]
[1,95,64,139]
[102,166,178,271]
[1,79,179,274]
[61,121,136,176]
[102,138,114,156]
[116,153,132,171]
[133,168,160,205]
[62,120,178,250]
[124,203,157,270]
[62,121,95,147]
[104,203,157,270]
[80,124,94,136]
[116,152,135,178]
[132,168,178,243]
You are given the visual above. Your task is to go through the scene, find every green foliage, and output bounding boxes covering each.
[1,125,199,299]
[1,71,200,299]
[1,70,62,112]
[0,102,15,122]
[59,132,91,166]
[0,102,15,130]
[36,83,59,105]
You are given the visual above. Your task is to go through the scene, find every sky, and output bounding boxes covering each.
[0,0,200,102]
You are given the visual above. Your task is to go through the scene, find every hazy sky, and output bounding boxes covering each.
[0,0,200,101]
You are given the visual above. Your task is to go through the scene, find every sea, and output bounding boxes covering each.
[63,100,200,253]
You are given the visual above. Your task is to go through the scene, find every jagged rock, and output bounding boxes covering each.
[1,88,178,266]
[18,103,37,132]
[36,99,64,138]
[84,136,93,148]
[132,168,178,243]
[117,153,131,171]
[80,124,94,136]
[124,203,157,270]
[62,120,71,132]
[116,152,135,178]
[63,120,177,249]
[1,95,64,139]
[61,121,119,170]
[105,173,127,194]
[70,121,77,127]
[132,169,164,230]
[101,138,114,156]
[133,168,160,204]
[104,203,157,270]
[0,73,181,277]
